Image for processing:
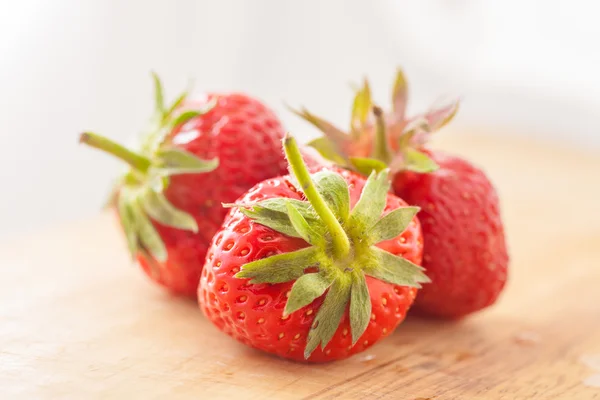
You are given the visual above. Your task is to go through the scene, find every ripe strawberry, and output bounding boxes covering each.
[391,150,508,318]
[198,136,428,362]
[290,69,509,318]
[80,74,290,297]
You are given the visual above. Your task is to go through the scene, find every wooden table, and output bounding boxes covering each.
[1,133,599,399]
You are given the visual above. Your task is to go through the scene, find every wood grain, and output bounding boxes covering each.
[1,133,599,399]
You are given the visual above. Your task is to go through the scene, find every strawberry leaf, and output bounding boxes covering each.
[425,100,459,131]
[404,148,439,173]
[284,273,333,317]
[236,247,319,284]
[348,169,390,231]
[238,198,317,218]
[349,157,388,176]
[369,206,419,244]
[368,247,430,288]
[131,199,167,262]
[307,137,349,166]
[117,191,139,258]
[170,110,202,129]
[287,106,349,145]
[164,92,187,122]
[286,202,322,246]
[155,147,219,175]
[350,272,371,345]
[235,198,318,238]
[313,171,350,222]
[240,206,298,238]
[392,68,408,120]
[304,279,351,358]
[152,71,165,115]
[401,117,430,143]
[351,79,372,132]
[140,189,199,232]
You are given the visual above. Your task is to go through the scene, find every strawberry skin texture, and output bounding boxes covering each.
[198,167,423,362]
[137,94,289,296]
[392,150,509,318]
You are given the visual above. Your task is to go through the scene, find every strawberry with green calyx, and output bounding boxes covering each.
[289,69,458,176]
[290,69,509,319]
[198,136,428,362]
[80,73,290,296]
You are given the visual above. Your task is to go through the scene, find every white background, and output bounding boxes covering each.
[1,0,599,238]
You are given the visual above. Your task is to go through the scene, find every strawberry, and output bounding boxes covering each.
[198,136,428,362]
[290,69,509,319]
[80,74,290,297]
[392,150,508,318]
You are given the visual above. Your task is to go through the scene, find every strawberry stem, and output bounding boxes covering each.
[371,106,391,164]
[283,136,351,258]
[79,132,152,173]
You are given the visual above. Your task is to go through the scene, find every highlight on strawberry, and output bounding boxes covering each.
[290,68,509,319]
[79,73,290,296]
[198,135,429,362]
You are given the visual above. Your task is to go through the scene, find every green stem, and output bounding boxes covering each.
[79,132,152,173]
[371,106,391,163]
[283,136,351,258]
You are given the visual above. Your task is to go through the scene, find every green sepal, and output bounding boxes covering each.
[351,79,372,133]
[312,171,350,222]
[403,148,439,173]
[392,68,408,118]
[235,247,319,284]
[348,169,390,231]
[368,247,430,288]
[117,191,139,258]
[140,188,198,232]
[130,197,167,262]
[170,110,202,129]
[304,279,351,358]
[284,273,333,317]
[232,198,318,239]
[307,137,349,167]
[155,147,219,176]
[146,174,168,193]
[350,272,371,345]
[286,105,349,145]
[164,92,187,122]
[169,97,217,130]
[349,157,388,176]
[152,71,166,115]
[399,117,430,148]
[369,206,420,244]
[286,202,322,246]
[425,100,459,131]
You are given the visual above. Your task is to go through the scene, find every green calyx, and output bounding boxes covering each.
[79,73,218,262]
[230,136,430,359]
[290,68,461,177]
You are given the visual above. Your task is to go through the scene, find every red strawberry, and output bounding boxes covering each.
[198,136,428,362]
[80,74,290,297]
[392,150,508,318]
[290,69,509,318]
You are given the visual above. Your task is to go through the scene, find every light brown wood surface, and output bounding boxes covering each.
[1,134,599,399]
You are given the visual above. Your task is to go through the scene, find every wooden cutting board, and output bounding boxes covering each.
[1,133,599,399]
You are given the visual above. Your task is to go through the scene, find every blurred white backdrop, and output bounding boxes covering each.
[1,0,599,238]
